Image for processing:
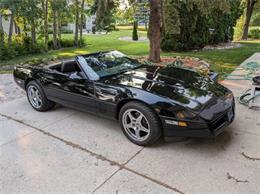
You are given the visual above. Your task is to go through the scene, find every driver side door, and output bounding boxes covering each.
[62,74,97,114]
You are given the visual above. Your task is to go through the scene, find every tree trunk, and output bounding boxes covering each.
[148,0,161,63]
[57,13,61,48]
[8,14,14,45]
[31,18,36,48]
[43,0,49,51]
[14,22,18,34]
[79,0,85,47]
[14,21,21,35]
[0,14,4,45]
[242,0,256,40]
[161,0,165,37]
[74,0,79,47]
[145,21,148,31]
[23,18,28,37]
[53,9,58,49]
[132,20,139,41]
[17,26,21,35]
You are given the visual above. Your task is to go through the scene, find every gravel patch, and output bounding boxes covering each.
[202,42,242,50]
[0,65,15,71]
[119,36,148,42]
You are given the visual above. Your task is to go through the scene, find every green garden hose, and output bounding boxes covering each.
[224,62,260,108]
[238,88,260,107]
[225,61,260,80]
[238,76,260,108]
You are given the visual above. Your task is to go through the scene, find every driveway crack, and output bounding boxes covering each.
[91,168,121,194]
[91,147,145,194]
[241,152,260,161]
[226,172,249,183]
[123,147,145,166]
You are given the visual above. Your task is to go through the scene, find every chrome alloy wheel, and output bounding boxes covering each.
[27,85,42,109]
[122,109,150,142]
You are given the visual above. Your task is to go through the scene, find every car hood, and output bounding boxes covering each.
[103,65,232,117]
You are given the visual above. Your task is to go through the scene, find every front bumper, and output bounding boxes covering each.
[160,107,235,140]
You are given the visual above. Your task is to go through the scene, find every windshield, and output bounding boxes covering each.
[84,51,142,78]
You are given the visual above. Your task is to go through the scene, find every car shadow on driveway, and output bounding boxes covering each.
[152,129,234,155]
[56,103,234,154]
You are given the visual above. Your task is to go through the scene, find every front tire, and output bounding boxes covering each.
[119,101,162,146]
[26,80,55,112]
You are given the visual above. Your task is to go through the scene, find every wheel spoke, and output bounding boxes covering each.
[36,94,42,103]
[127,112,136,122]
[32,89,36,97]
[36,91,41,100]
[140,126,149,133]
[35,98,41,107]
[136,113,144,123]
[30,90,34,98]
[37,98,42,105]
[134,129,141,139]
[38,97,42,103]
[125,123,134,129]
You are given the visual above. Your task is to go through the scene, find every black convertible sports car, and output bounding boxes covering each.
[14,50,235,146]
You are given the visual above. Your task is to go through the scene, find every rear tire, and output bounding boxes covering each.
[26,80,55,112]
[119,101,162,146]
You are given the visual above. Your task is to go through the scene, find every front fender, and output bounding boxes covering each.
[117,87,180,118]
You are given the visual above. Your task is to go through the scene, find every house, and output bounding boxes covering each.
[63,14,96,34]
[65,0,96,34]
[0,11,16,35]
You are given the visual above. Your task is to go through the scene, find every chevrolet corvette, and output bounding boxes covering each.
[14,50,235,146]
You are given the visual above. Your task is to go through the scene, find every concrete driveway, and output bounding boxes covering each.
[0,54,260,193]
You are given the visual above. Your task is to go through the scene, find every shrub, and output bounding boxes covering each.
[48,37,86,49]
[60,38,76,47]
[251,14,260,26]
[0,35,86,61]
[0,44,17,60]
[161,34,184,51]
[0,35,45,61]
[161,0,242,51]
[48,28,73,34]
[248,28,260,39]
[61,29,73,34]
[162,3,210,51]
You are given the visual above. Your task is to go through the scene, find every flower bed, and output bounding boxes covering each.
[134,56,218,81]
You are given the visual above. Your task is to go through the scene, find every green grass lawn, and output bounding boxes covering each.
[250,26,260,30]
[1,29,260,78]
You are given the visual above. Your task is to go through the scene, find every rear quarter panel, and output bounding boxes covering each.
[13,65,35,89]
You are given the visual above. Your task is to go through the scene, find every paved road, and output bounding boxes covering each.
[0,54,260,193]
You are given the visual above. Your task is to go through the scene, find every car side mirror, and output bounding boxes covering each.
[77,71,86,78]
[69,72,86,80]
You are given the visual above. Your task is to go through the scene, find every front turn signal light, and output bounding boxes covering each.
[178,121,188,127]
